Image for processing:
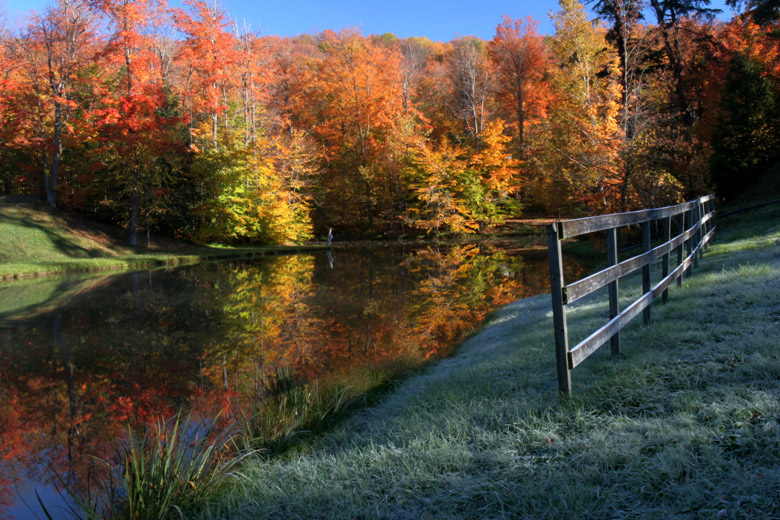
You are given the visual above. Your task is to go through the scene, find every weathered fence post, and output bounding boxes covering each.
[698,198,706,259]
[709,198,716,241]
[693,203,701,268]
[607,227,620,355]
[547,224,571,397]
[685,207,694,277]
[642,220,651,324]
[662,216,671,303]
[704,198,712,247]
[677,212,685,287]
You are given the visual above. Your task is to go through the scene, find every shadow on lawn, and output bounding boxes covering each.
[0,194,132,261]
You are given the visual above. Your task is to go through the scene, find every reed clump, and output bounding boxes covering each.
[62,412,243,520]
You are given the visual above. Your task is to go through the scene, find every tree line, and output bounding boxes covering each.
[0,0,778,245]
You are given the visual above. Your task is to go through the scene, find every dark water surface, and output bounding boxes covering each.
[0,242,585,519]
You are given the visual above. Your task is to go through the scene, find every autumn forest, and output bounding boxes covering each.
[0,0,778,245]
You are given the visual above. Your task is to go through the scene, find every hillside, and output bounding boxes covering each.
[0,195,198,263]
[0,196,322,280]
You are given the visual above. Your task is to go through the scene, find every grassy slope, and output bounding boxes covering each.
[0,196,323,280]
[0,196,137,260]
[201,198,780,518]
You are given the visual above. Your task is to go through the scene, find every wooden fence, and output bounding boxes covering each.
[546,195,716,397]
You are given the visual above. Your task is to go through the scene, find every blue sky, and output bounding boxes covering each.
[2,0,734,41]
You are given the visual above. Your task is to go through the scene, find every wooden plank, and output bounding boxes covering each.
[702,200,710,251]
[555,197,716,392]
[654,247,692,298]
[564,226,696,304]
[710,209,716,242]
[696,202,703,263]
[547,224,571,397]
[607,228,620,356]
[568,244,699,369]
[568,291,653,369]
[642,221,651,324]
[560,200,698,239]
[700,226,716,251]
[701,211,714,227]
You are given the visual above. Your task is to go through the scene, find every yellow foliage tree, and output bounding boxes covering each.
[404,120,520,235]
[192,131,314,245]
[533,0,623,214]
[404,139,478,235]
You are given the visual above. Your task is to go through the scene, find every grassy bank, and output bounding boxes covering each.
[0,196,324,280]
[190,199,780,519]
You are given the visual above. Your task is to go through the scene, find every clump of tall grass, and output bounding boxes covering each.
[42,363,408,519]
[241,365,351,453]
[69,411,245,520]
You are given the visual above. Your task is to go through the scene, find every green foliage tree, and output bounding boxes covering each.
[726,0,780,25]
[711,52,778,197]
[403,120,519,235]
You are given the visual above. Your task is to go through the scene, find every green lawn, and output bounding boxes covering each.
[193,200,780,519]
[0,196,324,280]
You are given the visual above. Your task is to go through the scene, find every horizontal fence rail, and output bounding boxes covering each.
[547,195,716,397]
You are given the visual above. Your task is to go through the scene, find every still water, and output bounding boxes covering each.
[0,242,585,519]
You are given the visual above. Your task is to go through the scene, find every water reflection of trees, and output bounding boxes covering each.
[0,245,585,515]
[408,245,524,357]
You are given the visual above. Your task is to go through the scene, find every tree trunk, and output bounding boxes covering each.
[516,85,525,160]
[46,103,64,209]
[145,189,151,248]
[650,0,692,125]
[129,187,139,246]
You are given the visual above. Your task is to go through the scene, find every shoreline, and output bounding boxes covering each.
[0,234,556,283]
[197,201,780,518]
[0,244,329,282]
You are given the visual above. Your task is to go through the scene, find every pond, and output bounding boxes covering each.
[0,241,586,519]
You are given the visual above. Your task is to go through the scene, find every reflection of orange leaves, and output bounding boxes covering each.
[419,303,471,343]
[110,396,134,422]
[485,280,521,306]
[0,389,33,463]
[23,377,52,391]
[73,412,93,427]
[409,246,485,356]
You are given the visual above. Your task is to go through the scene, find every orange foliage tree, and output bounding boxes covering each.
[0,0,765,239]
[174,0,238,150]
[533,0,623,214]
[489,16,551,161]
[90,0,185,246]
[307,29,405,232]
[22,0,97,208]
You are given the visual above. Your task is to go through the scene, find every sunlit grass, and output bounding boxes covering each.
[239,361,421,455]
[239,365,351,454]
[0,196,325,280]
[15,194,780,518]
